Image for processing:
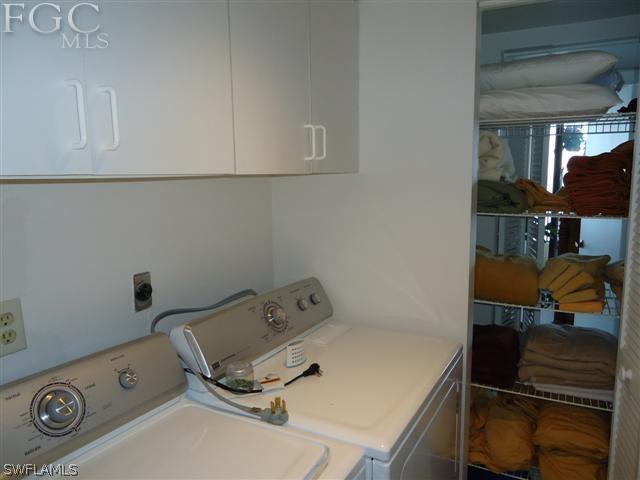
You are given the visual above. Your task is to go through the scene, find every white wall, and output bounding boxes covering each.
[0,178,274,384]
[272,5,478,471]
[273,0,477,344]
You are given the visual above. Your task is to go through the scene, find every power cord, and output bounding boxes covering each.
[284,363,323,386]
[181,357,289,426]
[150,288,258,333]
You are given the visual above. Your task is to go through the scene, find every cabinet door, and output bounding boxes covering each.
[1,2,91,176]
[309,0,358,174]
[230,0,312,175]
[84,1,234,176]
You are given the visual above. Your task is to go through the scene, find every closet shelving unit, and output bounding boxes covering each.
[471,110,637,479]
[474,291,620,318]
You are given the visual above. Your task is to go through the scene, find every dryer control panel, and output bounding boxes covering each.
[0,334,186,475]
[170,277,333,379]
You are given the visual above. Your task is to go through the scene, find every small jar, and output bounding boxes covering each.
[225,361,255,392]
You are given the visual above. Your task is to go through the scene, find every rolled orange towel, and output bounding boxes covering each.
[555,288,602,304]
[552,272,597,300]
[548,264,582,293]
[559,300,604,314]
[539,259,570,290]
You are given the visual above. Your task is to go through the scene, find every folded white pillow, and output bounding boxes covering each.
[479,84,622,120]
[480,51,618,92]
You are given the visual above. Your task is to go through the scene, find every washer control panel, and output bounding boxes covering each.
[0,334,186,472]
[175,277,333,379]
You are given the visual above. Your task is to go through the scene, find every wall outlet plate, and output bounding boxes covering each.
[0,298,27,357]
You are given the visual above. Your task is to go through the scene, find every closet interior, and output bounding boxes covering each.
[469,2,639,479]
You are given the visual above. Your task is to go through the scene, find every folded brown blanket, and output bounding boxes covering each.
[521,350,614,377]
[521,324,617,373]
[475,247,539,306]
[472,325,520,387]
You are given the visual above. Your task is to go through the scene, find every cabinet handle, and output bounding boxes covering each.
[316,125,327,160]
[100,86,121,150]
[304,124,316,161]
[66,79,88,150]
[620,367,633,383]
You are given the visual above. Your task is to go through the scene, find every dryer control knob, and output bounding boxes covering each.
[119,368,138,389]
[309,293,321,305]
[297,299,309,311]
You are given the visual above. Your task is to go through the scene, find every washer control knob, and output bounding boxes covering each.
[119,368,138,389]
[297,299,309,311]
[43,392,78,425]
[33,384,85,436]
[309,293,322,305]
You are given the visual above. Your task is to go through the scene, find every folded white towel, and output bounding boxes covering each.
[478,130,516,182]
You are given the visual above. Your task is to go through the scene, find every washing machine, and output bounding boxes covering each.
[170,277,463,479]
[0,333,364,479]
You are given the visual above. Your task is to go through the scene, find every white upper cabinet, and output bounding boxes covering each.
[1,0,358,178]
[84,1,235,176]
[1,2,92,176]
[229,0,313,175]
[309,0,358,174]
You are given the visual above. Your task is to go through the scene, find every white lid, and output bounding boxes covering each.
[242,323,461,461]
[67,402,328,479]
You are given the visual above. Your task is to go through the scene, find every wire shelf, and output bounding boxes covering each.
[480,112,636,138]
[471,381,614,412]
[468,462,537,479]
[474,290,621,318]
[477,211,628,221]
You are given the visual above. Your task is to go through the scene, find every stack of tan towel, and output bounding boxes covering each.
[534,403,610,480]
[538,254,611,313]
[469,391,610,479]
[519,324,617,396]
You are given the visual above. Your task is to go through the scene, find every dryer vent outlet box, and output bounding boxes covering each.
[133,272,153,312]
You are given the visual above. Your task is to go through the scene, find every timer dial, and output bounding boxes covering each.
[263,301,288,333]
[31,384,85,437]
[119,368,138,389]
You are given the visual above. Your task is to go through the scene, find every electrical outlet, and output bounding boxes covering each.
[0,312,14,327]
[0,298,27,357]
[1,329,16,344]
